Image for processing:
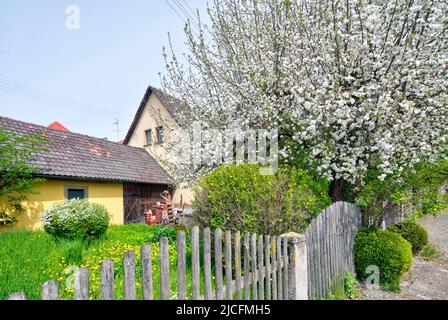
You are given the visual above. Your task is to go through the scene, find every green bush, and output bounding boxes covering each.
[148,225,178,243]
[42,199,110,239]
[388,222,428,254]
[193,164,330,235]
[354,228,413,291]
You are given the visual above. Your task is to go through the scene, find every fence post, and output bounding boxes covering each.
[42,280,59,300]
[284,232,308,300]
[8,292,27,300]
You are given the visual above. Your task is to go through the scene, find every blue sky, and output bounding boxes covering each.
[0,0,208,141]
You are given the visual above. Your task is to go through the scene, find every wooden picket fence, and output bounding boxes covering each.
[8,201,363,301]
[8,227,296,300]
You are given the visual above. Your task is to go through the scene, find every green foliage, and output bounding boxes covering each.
[388,222,428,254]
[356,159,448,226]
[0,126,48,225]
[42,199,110,239]
[344,272,359,299]
[419,243,440,261]
[148,224,178,243]
[354,228,413,291]
[193,163,331,235]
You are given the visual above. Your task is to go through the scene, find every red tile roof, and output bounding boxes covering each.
[0,116,173,185]
[48,121,70,132]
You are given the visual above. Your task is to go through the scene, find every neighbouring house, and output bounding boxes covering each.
[0,116,173,232]
[124,86,194,208]
[48,121,70,132]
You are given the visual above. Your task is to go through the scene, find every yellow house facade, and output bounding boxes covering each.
[0,116,173,232]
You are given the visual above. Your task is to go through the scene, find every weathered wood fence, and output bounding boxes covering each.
[8,227,308,300]
[8,201,362,301]
[304,201,362,299]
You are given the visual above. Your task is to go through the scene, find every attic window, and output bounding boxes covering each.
[157,127,164,143]
[145,129,152,145]
[64,186,88,200]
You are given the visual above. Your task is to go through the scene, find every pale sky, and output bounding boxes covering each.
[0,0,208,141]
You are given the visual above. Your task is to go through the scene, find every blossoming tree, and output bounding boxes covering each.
[162,0,448,201]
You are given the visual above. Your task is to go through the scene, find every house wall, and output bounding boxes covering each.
[0,179,124,232]
[126,93,195,206]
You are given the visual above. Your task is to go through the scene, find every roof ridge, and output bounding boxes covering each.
[0,115,147,152]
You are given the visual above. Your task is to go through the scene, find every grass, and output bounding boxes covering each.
[419,243,440,261]
[0,224,189,300]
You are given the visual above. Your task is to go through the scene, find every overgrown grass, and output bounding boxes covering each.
[419,243,440,261]
[0,224,188,300]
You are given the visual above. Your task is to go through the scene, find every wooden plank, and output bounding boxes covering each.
[225,230,232,300]
[159,237,170,300]
[42,280,59,300]
[8,292,27,300]
[276,236,282,300]
[191,226,201,300]
[271,236,277,300]
[265,235,271,300]
[203,227,213,300]
[123,250,136,300]
[177,232,187,300]
[141,244,154,300]
[251,233,258,300]
[243,234,251,300]
[74,267,89,300]
[100,259,114,300]
[282,236,288,300]
[234,231,242,300]
[214,228,224,300]
[258,234,264,300]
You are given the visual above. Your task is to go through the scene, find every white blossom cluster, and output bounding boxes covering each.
[162,0,448,185]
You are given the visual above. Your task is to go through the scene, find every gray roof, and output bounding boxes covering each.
[0,116,173,185]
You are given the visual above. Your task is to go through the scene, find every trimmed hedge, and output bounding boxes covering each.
[388,222,429,253]
[354,228,413,291]
[42,199,110,239]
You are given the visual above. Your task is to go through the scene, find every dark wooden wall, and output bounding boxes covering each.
[123,183,172,224]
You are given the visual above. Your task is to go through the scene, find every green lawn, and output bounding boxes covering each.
[0,224,192,300]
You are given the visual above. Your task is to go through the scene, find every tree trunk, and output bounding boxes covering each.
[329,179,344,203]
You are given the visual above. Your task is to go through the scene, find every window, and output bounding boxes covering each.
[157,127,164,143]
[64,186,88,200]
[145,129,152,145]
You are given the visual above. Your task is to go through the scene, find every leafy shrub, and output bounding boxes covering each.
[388,222,428,253]
[354,228,413,291]
[193,164,330,235]
[419,243,440,261]
[42,199,110,239]
[148,225,178,243]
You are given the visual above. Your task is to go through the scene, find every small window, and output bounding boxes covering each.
[64,186,88,200]
[157,127,164,143]
[145,129,152,145]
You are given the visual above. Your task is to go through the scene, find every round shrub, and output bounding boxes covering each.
[388,222,428,254]
[354,228,412,291]
[42,199,110,239]
[193,164,330,235]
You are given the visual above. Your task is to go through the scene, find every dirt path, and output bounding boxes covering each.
[357,213,448,300]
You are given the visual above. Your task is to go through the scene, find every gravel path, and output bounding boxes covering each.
[357,213,448,300]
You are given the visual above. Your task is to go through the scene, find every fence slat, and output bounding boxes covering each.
[160,237,170,300]
[177,232,187,300]
[265,235,271,300]
[277,236,282,300]
[74,267,89,300]
[191,226,201,300]
[234,231,242,300]
[243,234,251,300]
[41,280,59,300]
[8,292,27,300]
[203,228,213,300]
[271,237,277,300]
[225,230,233,300]
[282,237,288,300]
[123,251,136,300]
[100,259,114,300]
[258,234,264,300]
[251,233,258,300]
[214,228,224,300]
[141,244,153,300]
